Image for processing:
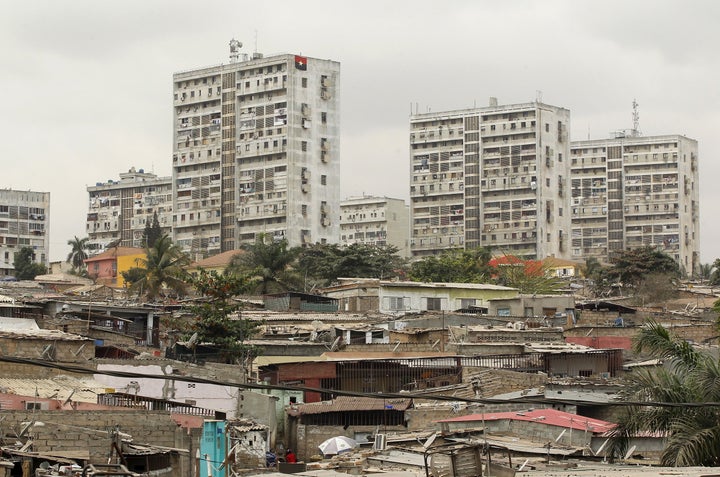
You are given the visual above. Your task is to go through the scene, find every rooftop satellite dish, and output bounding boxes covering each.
[187,332,199,349]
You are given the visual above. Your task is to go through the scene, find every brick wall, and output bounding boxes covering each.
[0,337,94,363]
[0,410,195,465]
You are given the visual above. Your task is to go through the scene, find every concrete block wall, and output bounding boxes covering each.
[0,410,194,464]
[295,424,404,461]
[462,368,548,397]
[0,337,94,363]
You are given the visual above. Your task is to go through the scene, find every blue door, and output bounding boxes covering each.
[200,421,226,477]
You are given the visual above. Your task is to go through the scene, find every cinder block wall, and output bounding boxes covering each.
[0,337,94,363]
[0,410,194,464]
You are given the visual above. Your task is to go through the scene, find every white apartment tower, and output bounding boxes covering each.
[339,196,410,257]
[172,44,340,257]
[570,134,699,273]
[86,168,173,253]
[409,100,571,259]
[0,189,50,277]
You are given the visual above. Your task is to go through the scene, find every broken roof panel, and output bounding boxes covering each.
[438,408,615,434]
[294,396,412,415]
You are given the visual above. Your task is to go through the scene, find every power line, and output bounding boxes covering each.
[1,355,716,409]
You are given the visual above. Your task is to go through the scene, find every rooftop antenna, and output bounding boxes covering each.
[229,39,243,63]
[254,30,258,54]
[536,90,543,103]
[631,99,641,136]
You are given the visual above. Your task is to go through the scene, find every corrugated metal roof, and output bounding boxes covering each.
[438,408,615,433]
[243,311,379,322]
[294,396,412,415]
[0,375,109,403]
[0,327,89,341]
[379,281,516,291]
[321,351,458,361]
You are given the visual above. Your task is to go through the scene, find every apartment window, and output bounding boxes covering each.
[301,78,308,88]
[321,112,327,124]
[321,175,327,185]
[301,141,308,152]
[545,123,550,132]
[301,205,307,216]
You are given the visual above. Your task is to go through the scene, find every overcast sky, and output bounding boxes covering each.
[1,0,718,263]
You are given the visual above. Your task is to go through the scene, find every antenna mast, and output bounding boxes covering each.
[631,99,641,136]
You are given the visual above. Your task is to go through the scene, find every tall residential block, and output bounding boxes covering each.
[86,168,173,254]
[172,44,340,258]
[570,134,699,273]
[0,189,50,277]
[339,196,410,257]
[409,100,571,259]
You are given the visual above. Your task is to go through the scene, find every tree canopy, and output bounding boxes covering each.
[609,246,680,286]
[13,246,46,280]
[296,243,406,287]
[227,234,302,294]
[66,236,89,273]
[186,269,258,369]
[129,234,191,300]
[408,248,493,283]
[143,212,163,248]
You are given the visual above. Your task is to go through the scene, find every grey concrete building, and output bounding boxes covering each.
[86,167,172,253]
[409,99,571,259]
[0,189,50,277]
[339,195,410,256]
[172,42,340,258]
[570,134,699,274]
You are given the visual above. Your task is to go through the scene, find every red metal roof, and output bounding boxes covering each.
[438,408,615,434]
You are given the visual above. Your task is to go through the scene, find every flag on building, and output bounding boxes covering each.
[295,55,307,71]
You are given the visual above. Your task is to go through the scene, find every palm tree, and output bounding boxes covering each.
[226,234,301,294]
[697,263,713,283]
[132,234,191,300]
[608,320,720,466]
[66,236,89,273]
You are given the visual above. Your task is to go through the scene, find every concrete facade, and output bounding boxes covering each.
[86,168,173,254]
[0,189,50,278]
[409,100,571,259]
[172,47,340,258]
[570,134,699,274]
[339,196,410,257]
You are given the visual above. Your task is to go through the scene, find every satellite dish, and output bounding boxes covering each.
[187,332,198,349]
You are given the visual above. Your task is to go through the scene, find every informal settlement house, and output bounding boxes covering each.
[320,279,518,314]
[83,246,145,287]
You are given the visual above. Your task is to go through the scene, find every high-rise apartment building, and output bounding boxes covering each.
[570,134,699,273]
[0,189,50,277]
[86,168,173,254]
[339,196,410,257]
[409,100,571,259]
[172,43,340,258]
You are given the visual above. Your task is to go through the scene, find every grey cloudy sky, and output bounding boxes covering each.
[1,0,718,263]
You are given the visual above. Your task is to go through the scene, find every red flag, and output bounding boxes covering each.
[295,55,307,71]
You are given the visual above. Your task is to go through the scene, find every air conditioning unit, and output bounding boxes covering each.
[374,434,387,451]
